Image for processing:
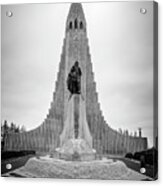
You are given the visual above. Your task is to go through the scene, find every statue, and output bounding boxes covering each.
[67,61,82,96]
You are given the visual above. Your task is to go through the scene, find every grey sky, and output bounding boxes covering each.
[1,2,154,147]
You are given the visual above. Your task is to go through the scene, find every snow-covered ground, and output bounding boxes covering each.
[3,156,152,180]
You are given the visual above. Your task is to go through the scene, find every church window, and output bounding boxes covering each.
[74,18,78,29]
[80,21,83,29]
[69,21,72,29]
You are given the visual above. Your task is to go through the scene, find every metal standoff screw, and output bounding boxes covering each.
[140,8,147,14]
[140,167,146,174]
[6,163,12,170]
[6,11,13,17]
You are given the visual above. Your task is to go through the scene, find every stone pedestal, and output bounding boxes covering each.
[56,139,96,161]
[56,94,96,161]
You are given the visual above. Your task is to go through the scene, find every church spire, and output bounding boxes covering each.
[66,3,86,32]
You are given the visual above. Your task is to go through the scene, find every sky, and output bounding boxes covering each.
[1,2,154,147]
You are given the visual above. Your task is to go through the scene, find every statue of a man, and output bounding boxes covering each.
[67,61,82,95]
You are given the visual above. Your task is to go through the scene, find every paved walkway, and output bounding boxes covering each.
[2,156,153,180]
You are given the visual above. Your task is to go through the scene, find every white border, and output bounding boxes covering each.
[0,0,162,185]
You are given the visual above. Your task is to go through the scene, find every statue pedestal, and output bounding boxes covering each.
[51,94,96,161]
[55,138,96,161]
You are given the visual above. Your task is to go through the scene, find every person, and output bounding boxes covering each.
[67,61,82,96]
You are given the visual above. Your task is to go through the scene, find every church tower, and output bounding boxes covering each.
[4,3,147,155]
[63,3,88,123]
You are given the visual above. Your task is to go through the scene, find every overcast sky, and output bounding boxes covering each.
[1,2,154,147]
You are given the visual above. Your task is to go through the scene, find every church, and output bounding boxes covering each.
[4,3,147,156]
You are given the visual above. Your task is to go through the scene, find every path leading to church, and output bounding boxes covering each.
[2,156,153,180]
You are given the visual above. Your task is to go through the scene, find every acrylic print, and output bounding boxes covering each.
[1,1,158,180]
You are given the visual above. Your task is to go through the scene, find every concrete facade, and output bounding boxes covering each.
[4,3,147,155]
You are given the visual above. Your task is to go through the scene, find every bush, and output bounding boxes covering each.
[1,150,35,160]
[133,152,141,160]
[144,148,158,166]
[125,153,133,159]
[133,148,158,166]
